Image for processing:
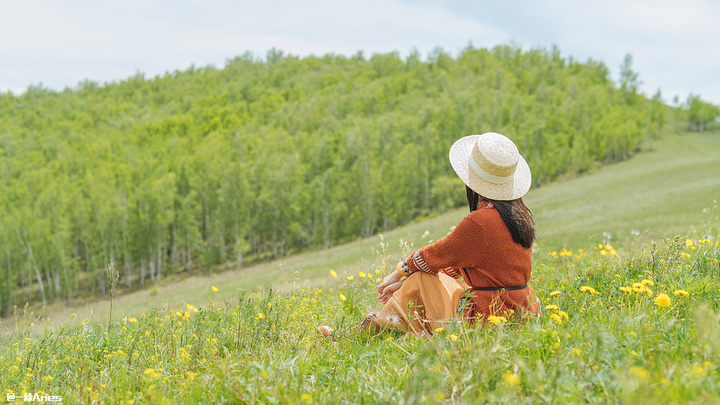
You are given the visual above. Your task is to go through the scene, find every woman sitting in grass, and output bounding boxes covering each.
[320,132,539,337]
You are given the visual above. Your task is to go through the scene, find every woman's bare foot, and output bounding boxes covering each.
[316,325,334,338]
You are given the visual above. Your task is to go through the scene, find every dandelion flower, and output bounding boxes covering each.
[655,293,671,308]
[72,313,77,317]
[691,365,706,375]
[330,269,337,278]
[487,315,507,324]
[339,293,346,301]
[558,311,569,321]
[186,304,198,313]
[346,275,354,280]
[43,376,53,381]
[359,272,366,278]
[545,304,559,310]
[211,286,219,292]
[367,273,373,279]
[502,371,521,386]
[144,368,162,379]
[257,313,265,319]
[674,290,689,297]
[300,393,313,404]
[572,348,582,356]
[447,334,458,341]
[641,279,654,286]
[549,290,561,296]
[579,286,597,294]
[550,313,562,325]
[434,327,445,333]
[629,366,649,381]
[128,317,138,323]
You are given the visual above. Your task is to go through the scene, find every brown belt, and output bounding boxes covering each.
[472,283,527,291]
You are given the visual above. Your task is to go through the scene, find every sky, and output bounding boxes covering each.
[1,0,719,105]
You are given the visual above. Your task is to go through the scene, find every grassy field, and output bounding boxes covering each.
[8,127,718,332]
[1,128,719,403]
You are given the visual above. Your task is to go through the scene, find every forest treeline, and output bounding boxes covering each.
[0,44,710,315]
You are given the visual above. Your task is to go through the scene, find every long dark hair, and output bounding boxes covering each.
[466,186,535,248]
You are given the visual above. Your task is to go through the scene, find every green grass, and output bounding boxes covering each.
[1,221,719,403]
[1,128,720,403]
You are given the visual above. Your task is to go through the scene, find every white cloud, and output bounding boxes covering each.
[0,0,718,104]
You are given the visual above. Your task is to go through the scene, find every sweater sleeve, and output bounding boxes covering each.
[439,267,464,279]
[404,214,481,275]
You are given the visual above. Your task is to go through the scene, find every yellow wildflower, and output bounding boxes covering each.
[186,304,198,313]
[144,368,162,379]
[558,311,569,321]
[641,279,654,286]
[579,286,597,294]
[629,366,649,381]
[550,313,562,325]
[339,293,346,301]
[43,376,53,381]
[211,286,219,292]
[330,269,337,277]
[128,317,138,323]
[346,275,354,280]
[502,371,521,386]
[486,315,507,324]
[549,290,561,296]
[655,294,671,308]
[545,305,559,310]
[572,348,582,356]
[674,290,689,297]
[434,327,445,333]
[300,393,313,404]
[447,334,458,341]
[359,272,366,278]
[619,287,632,293]
[257,313,265,319]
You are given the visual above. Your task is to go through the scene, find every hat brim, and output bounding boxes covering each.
[449,134,532,201]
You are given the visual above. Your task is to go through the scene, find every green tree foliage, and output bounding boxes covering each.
[0,45,667,314]
[685,93,720,132]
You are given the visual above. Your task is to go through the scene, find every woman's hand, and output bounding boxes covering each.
[376,261,405,303]
[377,262,404,294]
[378,280,403,304]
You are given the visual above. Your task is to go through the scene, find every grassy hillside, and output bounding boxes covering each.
[5,126,718,333]
[0,128,718,403]
[0,46,667,313]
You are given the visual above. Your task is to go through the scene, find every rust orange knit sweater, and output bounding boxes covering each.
[404,200,538,319]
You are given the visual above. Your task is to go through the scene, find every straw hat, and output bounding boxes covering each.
[449,132,531,201]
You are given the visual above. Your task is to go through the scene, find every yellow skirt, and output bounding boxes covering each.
[372,272,468,334]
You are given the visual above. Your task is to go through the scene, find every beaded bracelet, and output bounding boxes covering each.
[401,260,411,276]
